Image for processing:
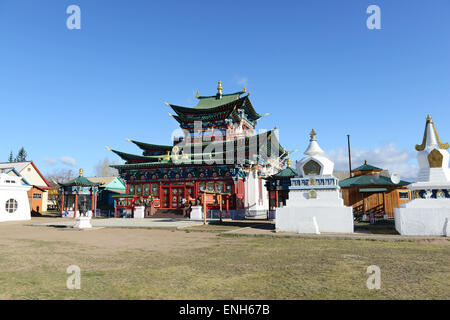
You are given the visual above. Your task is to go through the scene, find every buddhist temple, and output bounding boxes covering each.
[109,81,288,218]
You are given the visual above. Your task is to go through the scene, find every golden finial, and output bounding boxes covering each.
[163,151,170,161]
[126,138,131,142]
[217,80,223,94]
[243,86,247,93]
[364,160,367,165]
[164,102,169,106]
[105,146,111,151]
[168,112,174,117]
[310,129,316,137]
[287,158,291,167]
[79,169,83,177]
[274,126,278,130]
[196,90,199,98]
[415,115,449,151]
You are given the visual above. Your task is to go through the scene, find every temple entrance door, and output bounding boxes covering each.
[170,187,184,208]
[162,188,170,208]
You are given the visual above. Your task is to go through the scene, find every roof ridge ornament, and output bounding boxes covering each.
[415,115,449,151]
[196,90,199,98]
[217,80,223,96]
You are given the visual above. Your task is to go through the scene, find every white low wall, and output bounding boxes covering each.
[395,206,450,236]
[0,188,31,222]
[276,207,354,234]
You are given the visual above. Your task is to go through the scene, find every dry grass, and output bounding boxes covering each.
[0,221,448,300]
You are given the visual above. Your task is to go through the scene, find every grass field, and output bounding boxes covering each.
[0,219,448,300]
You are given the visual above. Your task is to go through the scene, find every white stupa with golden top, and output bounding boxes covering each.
[276,129,353,234]
[395,115,450,236]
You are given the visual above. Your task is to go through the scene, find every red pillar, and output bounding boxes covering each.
[74,194,78,218]
[114,200,117,217]
[61,193,65,217]
[275,190,279,208]
[226,196,229,218]
[92,193,95,215]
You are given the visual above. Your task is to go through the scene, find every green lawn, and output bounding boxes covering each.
[0,228,448,300]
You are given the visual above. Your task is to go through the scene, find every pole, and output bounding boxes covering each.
[203,192,207,225]
[61,193,65,217]
[347,134,352,178]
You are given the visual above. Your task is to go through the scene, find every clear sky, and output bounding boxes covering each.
[1,0,449,180]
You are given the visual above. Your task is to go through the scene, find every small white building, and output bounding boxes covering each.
[276,129,354,234]
[0,173,32,222]
[395,115,450,236]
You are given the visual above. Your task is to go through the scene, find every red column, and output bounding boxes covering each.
[92,193,95,214]
[226,196,229,218]
[275,190,279,208]
[74,194,78,218]
[114,200,117,217]
[61,193,65,217]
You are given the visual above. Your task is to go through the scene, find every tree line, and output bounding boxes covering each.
[8,147,27,162]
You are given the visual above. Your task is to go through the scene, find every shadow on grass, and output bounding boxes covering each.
[208,220,275,231]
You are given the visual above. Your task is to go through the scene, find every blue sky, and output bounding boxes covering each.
[1,0,449,180]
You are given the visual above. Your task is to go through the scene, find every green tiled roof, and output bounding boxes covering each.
[339,174,410,188]
[130,141,173,152]
[110,130,287,170]
[352,162,382,172]
[168,95,262,122]
[269,167,298,179]
[195,92,243,109]
[59,176,101,187]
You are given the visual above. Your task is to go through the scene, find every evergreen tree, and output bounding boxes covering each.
[8,151,14,163]
[15,147,27,162]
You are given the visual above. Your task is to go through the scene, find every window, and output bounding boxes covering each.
[129,185,135,195]
[207,182,214,192]
[33,193,42,199]
[199,182,206,191]
[5,199,18,213]
[399,191,409,199]
[152,183,159,196]
[136,184,142,195]
[144,184,150,195]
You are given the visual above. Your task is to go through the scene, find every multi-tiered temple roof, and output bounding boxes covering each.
[109,81,287,172]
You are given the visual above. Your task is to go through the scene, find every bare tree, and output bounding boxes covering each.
[94,158,119,177]
[45,169,76,212]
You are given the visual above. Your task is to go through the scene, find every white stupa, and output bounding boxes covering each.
[0,173,31,222]
[395,115,450,236]
[275,129,354,234]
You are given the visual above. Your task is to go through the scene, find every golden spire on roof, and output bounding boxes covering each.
[310,129,316,138]
[105,146,111,151]
[79,169,83,177]
[415,115,449,151]
[287,158,291,167]
[217,80,223,95]
[196,90,199,98]
[243,86,247,93]
[164,102,169,106]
